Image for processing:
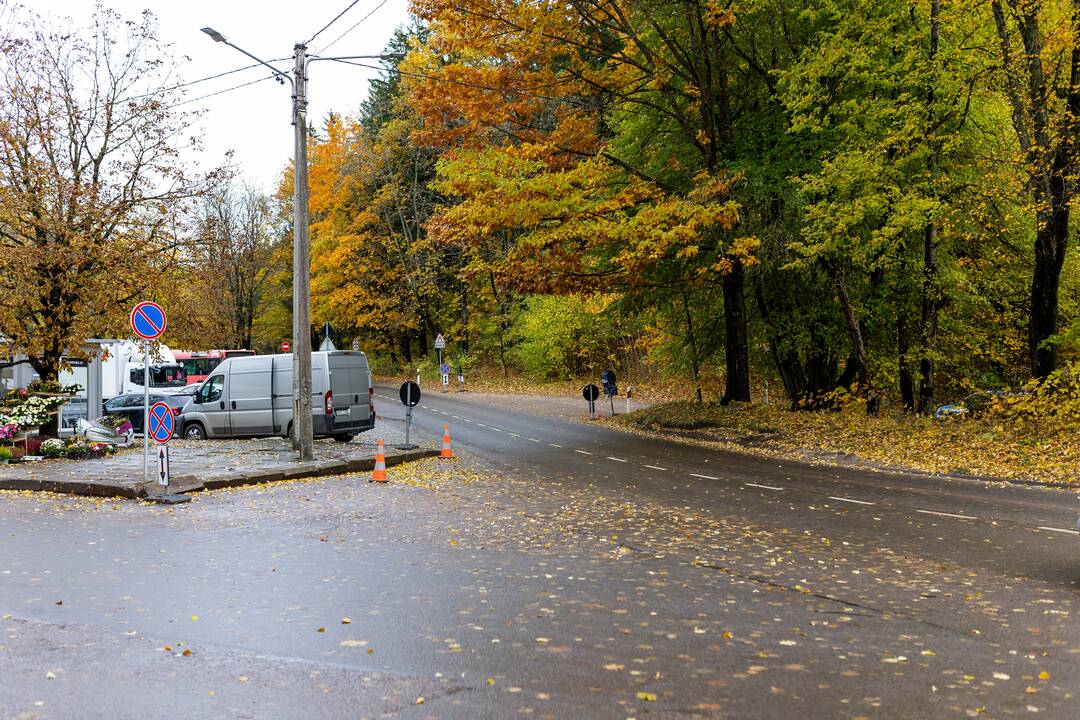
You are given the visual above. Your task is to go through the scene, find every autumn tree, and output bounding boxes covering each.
[191,182,278,349]
[987,0,1080,379]
[408,0,766,402]
[0,5,214,381]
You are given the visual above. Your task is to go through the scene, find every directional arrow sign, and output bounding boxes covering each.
[157,445,170,487]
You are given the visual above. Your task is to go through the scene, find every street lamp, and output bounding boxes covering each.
[200,26,404,462]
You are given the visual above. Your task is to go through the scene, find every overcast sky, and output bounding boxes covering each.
[29,0,413,189]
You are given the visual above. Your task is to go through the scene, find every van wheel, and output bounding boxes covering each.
[184,422,207,440]
[333,434,355,443]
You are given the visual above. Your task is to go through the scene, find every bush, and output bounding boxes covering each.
[0,446,13,462]
[987,365,1080,435]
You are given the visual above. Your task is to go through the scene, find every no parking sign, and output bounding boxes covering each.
[147,402,174,444]
[130,301,167,341]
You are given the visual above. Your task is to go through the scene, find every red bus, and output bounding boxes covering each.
[174,350,256,383]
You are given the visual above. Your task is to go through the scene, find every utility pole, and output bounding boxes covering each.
[200,25,403,462]
[291,43,314,460]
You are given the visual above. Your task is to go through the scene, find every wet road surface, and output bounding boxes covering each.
[0,390,1077,719]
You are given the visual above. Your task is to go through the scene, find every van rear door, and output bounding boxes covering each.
[327,352,370,426]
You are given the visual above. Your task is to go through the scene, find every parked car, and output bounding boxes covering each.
[179,351,374,442]
[934,390,1025,419]
[101,392,190,435]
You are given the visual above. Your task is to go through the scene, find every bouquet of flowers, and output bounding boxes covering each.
[0,423,18,441]
[75,416,133,446]
[97,414,134,435]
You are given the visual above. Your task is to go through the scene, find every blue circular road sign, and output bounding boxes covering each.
[147,401,174,444]
[130,301,167,341]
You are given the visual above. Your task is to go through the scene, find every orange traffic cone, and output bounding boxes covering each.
[372,438,388,482]
[440,423,454,459]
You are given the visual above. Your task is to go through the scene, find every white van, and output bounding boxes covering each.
[179,351,374,441]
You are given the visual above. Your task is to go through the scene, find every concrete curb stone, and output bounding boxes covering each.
[0,449,439,500]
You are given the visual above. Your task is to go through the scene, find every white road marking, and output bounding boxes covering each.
[915,509,977,521]
[527,437,541,443]
[744,482,783,491]
[549,443,563,448]
[1037,526,1080,536]
[690,473,718,480]
[508,432,521,438]
[475,423,488,428]
[644,465,667,471]
[575,449,593,455]
[606,456,628,463]
[829,496,875,506]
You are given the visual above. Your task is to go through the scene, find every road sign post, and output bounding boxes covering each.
[601,370,618,416]
[440,363,450,390]
[583,384,600,420]
[131,302,167,488]
[434,333,446,368]
[396,380,421,450]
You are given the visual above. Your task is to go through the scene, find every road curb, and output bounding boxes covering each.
[0,449,440,500]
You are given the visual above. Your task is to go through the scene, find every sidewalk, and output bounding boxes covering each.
[0,419,435,499]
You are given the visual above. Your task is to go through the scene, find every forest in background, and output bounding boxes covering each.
[4,0,1080,419]
[276,0,1080,415]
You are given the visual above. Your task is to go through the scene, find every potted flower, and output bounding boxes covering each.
[0,446,12,464]
[64,439,91,459]
[40,438,66,458]
[0,423,17,441]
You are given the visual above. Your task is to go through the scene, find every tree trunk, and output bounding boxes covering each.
[918,218,939,414]
[721,259,751,404]
[898,314,915,412]
[401,334,412,364]
[828,261,870,397]
[754,283,805,408]
[681,288,704,403]
[917,0,941,414]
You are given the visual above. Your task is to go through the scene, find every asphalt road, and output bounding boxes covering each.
[0,389,1078,719]
[377,385,1080,587]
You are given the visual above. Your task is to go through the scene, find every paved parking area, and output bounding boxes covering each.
[0,418,434,498]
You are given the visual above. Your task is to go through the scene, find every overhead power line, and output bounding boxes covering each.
[166,74,278,110]
[306,0,363,45]
[318,0,391,54]
[130,59,290,102]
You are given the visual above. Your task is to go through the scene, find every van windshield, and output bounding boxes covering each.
[129,364,187,388]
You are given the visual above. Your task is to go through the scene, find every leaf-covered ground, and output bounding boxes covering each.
[611,401,1080,487]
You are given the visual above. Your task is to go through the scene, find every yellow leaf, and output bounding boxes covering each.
[636,691,657,702]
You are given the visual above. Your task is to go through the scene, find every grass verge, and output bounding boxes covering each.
[611,400,1080,487]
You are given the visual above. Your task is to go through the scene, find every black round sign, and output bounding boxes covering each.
[399,380,421,407]
[601,369,616,386]
[583,384,600,402]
